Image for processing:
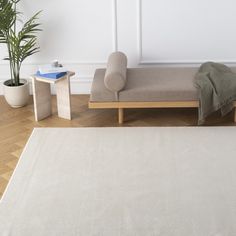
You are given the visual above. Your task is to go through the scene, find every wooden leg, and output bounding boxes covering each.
[118,108,124,124]
[234,107,236,123]
[32,77,52,121]
[56,77,72,120]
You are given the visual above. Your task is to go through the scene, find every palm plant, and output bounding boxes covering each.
[0,0,41,86]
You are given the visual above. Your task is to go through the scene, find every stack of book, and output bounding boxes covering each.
[36,65,67,79]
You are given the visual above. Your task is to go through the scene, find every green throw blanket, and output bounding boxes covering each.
[195,62,236,124]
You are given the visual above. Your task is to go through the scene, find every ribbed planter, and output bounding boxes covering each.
[3,79,29,108]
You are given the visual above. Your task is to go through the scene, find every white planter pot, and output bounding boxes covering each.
[3,79,30,108]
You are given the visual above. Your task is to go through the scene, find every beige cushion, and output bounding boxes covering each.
[104,52,127,92]
[90,67,199,102]
[120,68,199,102]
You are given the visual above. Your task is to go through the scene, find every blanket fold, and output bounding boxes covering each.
[195,62,236,124]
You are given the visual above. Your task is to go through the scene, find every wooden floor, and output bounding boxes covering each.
[0,95,236,198]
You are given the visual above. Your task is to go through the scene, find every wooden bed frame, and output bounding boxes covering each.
[89,101,236,124]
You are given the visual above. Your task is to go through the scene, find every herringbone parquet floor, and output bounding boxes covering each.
[0,95,235,198]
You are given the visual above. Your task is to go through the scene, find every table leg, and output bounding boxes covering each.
[32,77,52,121]
[56,76,71,120]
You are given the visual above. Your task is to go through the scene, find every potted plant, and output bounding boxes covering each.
[0,0,41,108]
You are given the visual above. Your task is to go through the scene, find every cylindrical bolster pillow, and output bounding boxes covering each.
[104,52,127,92]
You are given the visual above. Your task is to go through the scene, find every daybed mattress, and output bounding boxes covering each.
[90,67,199,102]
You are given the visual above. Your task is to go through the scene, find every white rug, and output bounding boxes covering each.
[1,127,236,236]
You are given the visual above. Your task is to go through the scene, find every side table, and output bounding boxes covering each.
[31,71,75,121]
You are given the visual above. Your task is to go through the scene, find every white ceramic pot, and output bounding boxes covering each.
[3,79,30,108]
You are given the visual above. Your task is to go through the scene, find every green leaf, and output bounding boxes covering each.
[0,0,42,84]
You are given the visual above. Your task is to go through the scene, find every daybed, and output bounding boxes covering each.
[89,52,236,124]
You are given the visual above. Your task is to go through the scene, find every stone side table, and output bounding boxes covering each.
[31,71,75,121]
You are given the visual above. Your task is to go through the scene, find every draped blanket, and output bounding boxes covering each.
[195,62,236,124]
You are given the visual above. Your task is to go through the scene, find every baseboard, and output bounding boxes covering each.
[0,77,93,95]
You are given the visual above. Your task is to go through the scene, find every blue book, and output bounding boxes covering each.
[36,71,67,79]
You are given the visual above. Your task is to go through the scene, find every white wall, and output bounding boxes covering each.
[1,0,236,94]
